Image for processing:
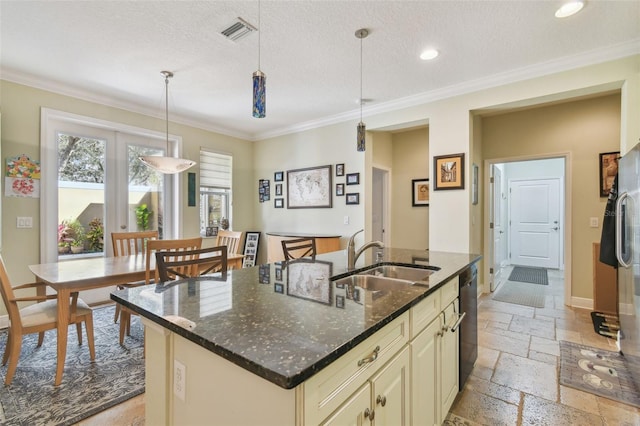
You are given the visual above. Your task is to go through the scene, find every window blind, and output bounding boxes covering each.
[200,150,232,189]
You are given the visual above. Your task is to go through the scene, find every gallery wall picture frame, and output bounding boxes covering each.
[259,179,270,202]
[336,163,345,176]
[274,198,284,208]
[187,172,196,207]
[433,153,465,190]
[346,193,360,205]
[411,178,429,207]
[287,164,332,209]
[286,259,333,305]
[346,172,360,185]
[275,183,282,196]
[599,151,619,197]
[242,231,261,268]
[274,171,284,182]
[336,183,345,196]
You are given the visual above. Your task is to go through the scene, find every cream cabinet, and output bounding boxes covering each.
[322,347,410,425]
[410,278,459,426]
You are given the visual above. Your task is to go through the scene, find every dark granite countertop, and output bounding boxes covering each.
[111,248,481,389]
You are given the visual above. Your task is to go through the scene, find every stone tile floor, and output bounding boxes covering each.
[77,267,640,425]
[447,267,640,426]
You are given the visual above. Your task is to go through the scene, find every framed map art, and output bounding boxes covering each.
[286,165,332,209]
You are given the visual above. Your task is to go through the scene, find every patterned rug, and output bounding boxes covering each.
[0,305,145,425]
[559,341,640,408]
[492,280,545,308]
[508,266,548,285]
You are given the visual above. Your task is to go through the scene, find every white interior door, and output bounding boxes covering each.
[372,167,389,245]
[509,178,561,268]
[491,166,506,290]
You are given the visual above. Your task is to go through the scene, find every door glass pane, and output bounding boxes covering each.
[128,146,165,238]
[57,133,105,258]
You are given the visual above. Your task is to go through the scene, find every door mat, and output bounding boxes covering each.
[0,304,145,426]
[508,266,548,285]
[492,280,545,308]
[559,340,640,408]
[590,311,620,339]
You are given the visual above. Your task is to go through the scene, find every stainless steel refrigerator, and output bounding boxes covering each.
[615,143,640,384]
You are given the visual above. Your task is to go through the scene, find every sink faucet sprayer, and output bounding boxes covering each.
[347,229,385,270]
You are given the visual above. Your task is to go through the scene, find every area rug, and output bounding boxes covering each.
[492,280,545,308]
[508,266,548,285]
[0,305,144,426]
[559,340,640,408]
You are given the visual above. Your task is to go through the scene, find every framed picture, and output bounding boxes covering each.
[335,295,345,309]
[275,267,282,281]
[286,259,332,305]
[274,171,284,182]
[242,231,260,268]
[259,179,270,202]
[346,193,359,205]
[287,165,332,209]
[336,163,345,176]
[346,172,360,185]
[274,198,284,208]
[258,264,270,284]
[336,183,345,196]
[471,163,479,205]
[188,172,196,207]
[433,153,465,190]
[274,283,284,294]
[275,183,282,196]
[599,151,619,197]
[411,178,429,206]
[206,226,219,237]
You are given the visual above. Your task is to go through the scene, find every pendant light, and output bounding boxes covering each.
[139,71,196,174]
[252,0,266,118]
[355,28,368,152]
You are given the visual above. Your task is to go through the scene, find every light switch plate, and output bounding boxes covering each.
[17,217,33,228]
[589,217,599,228]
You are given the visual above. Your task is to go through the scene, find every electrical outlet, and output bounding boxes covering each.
[344,216,349,225]
[589,217,599,228]
[174,360,186,401]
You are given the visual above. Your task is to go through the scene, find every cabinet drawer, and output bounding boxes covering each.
[410,290,440,339]
[440,277,458,307]
[302,311,410,425]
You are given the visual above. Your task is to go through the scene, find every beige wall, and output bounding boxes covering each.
[482,93,621,300]
[0,80,254,287]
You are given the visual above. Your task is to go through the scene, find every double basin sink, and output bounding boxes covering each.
[334,264,440,292]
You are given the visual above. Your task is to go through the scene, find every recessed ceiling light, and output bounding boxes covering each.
[420,49,439,61]
[555,1,584,18]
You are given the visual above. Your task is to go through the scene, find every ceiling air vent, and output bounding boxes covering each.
[221,18,257,42]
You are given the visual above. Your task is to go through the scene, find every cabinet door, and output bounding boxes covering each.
[411,315,441,426]
[441,300,459,417]
[371,346,410,426]
[322,383,371,426]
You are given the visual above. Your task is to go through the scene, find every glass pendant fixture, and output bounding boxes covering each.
[252,0,266,118]
[355,28,368,152]
[140,71,196,174]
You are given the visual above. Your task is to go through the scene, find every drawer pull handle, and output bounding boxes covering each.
[358,345,380,367]
[376,394,387,407]
[450,312,467,332]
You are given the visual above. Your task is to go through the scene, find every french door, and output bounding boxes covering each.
[41,109,179,265]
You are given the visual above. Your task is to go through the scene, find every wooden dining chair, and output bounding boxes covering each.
[215,230,243,255]
[119,236,202,344]
[111,230,159,323]
[155,245,228,282]
[281,237,317,261]
[0,254,95,385]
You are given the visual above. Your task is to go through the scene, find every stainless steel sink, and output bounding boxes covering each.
[334,274,415,292]
[359,265,435,284]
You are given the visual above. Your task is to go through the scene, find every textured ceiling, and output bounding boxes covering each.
[1,1,639,140]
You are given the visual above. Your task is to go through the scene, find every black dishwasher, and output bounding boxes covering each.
[457,264,477,389]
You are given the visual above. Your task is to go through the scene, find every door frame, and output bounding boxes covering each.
[483,152,572,306]
[372,166,391,247]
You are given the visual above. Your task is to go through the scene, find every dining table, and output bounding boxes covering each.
[28,252,244,385]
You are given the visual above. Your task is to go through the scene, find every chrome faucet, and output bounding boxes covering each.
[347,229,385,270]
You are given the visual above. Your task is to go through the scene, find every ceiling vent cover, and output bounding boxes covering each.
[221,18,257,42]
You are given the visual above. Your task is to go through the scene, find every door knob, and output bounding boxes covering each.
[120,225,127,229]
[552,227,559,231]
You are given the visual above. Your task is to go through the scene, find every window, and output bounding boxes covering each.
[199,150,232,235]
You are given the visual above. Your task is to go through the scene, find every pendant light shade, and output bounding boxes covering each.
[139,71,196,174]
[355,28,368,152]
[252,0,266,118]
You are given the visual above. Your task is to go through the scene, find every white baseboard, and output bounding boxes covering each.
[0,314,7,330]
[570,297,593,310]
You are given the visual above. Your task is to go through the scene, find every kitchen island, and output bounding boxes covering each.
[112,248,480,425]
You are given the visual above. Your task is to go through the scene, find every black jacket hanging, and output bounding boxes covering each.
[600,174,618,268]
